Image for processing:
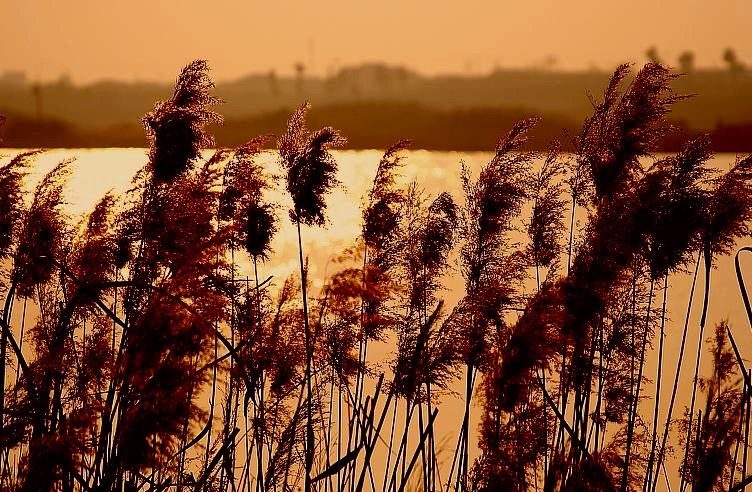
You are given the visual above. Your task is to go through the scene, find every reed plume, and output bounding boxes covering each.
[454,118,537,491]
[220,135,277,260]
[143,60,222,183]
[0,151,32,260]
[363,139,410,252]
[279,102,346,227]
[527,143,567,283]
[12,161,70,298]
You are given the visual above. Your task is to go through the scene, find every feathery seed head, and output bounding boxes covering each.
[143,60,223,183]
[278,103,346,226]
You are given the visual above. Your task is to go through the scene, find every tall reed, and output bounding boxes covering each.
[278,102,346,492]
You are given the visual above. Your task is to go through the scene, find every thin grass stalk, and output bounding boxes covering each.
[551,348,568,478]
[3,297,27,489]
[402,400,408,490]
[12,298,27,396]
[252,259,267,492]
[281,374,307,490]
[555,292,591,483]
[569,342,587,473]
[385,400,418,492]
[556,363,579,489]
[205,319,219,468]
[212,241,227,483]
[533,250,551,480]
[396,408,439,492]
[237,275,252,492]
[538,375,591,461]
[653,251,701,492]
[622,276,655,492]
[456,365,471,492]
[220,248,239,491]
[736,247,752,492]
[630,265,638,425]
[446,423,463,492]
[242,405,251,492]
[354,385,394,492]
[337,381,365,489]
[736,247,752,329]
[577,328,599,464]
[541,370,549,478]
[350,246,370,477]
[645,275,670,490]
[236,423,253,492]
[112,266,117,362]
[418,401,428,492]
[548,167,579,486]
[419,261,435,492]
[693,410,703,492]
[589,315,605,456]
[178,308,203,484]
[730,381,744,490]
[583,346,596,452]
[338,382,344,492]
[567,176,578,275]
[432,397,445,492]
[350,337,370,492]
[325,369,335,492]
[570,356,584,469]
[745,370,751,491]
[362,387,383,492]
[0,283,18,455]
[454,361,475,492]
[313,365,333,486]
[682,248,713,492]
[426,382,436,492]
[383,395,398,492]
[350,336,366,488]
[0,293,14,488]
[294,219,315,492]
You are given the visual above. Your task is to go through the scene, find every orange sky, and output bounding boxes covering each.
[1,0,750,83]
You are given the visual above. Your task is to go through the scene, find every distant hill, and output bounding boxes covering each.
[1,64,751,150]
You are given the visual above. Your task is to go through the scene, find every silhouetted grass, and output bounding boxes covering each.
[0,60,751,492]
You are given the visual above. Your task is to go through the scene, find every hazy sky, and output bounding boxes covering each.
[1,0,750,83]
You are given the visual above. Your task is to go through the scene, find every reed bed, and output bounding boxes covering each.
[0,60,750,492]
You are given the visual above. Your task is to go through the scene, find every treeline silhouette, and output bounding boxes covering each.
[3,104,752,152]
[0,60,752,492]
[1,64,752,150]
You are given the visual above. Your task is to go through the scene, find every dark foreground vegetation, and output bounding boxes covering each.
[0,60,751,492]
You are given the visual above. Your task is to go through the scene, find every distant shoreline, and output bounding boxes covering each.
[2,66,751,151]
[2,105,751,152]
